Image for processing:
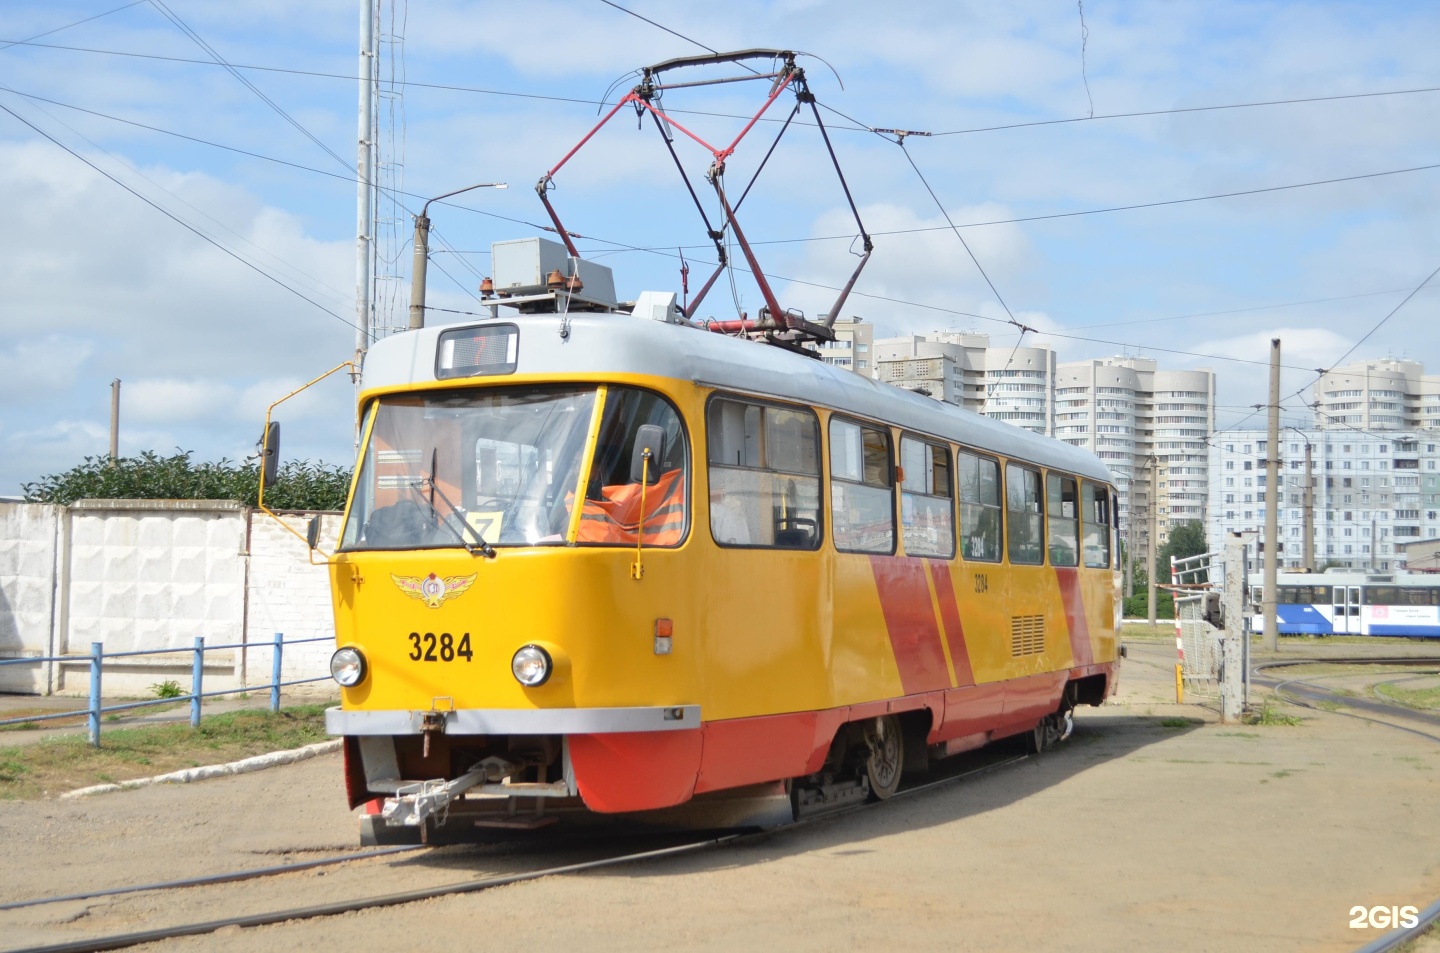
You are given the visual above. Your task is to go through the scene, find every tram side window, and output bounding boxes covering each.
[706,398,821,549]
[830,418,895,554]
[1365,586,1396,605]
[899,436,954,558]
[1046,472,1079,567]
[1006,464,1044,565]
[578,388,689,547]
[1082,483,1111,568]
[957,450,1002,562]
[1400,587,1440,606]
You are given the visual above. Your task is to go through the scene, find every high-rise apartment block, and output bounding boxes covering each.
[1312,358,1440,431]
[1208,430,1440,572]
[868,332,1056,435]
[814,325,1215,546]
[1053,357,1216,547]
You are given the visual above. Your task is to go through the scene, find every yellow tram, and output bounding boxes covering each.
[318,262,1120,840]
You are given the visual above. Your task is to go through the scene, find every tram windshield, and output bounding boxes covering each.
[339,385,688,552]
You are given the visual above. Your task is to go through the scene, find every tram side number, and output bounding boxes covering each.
[407,632,473,663]
[974,573,989,594]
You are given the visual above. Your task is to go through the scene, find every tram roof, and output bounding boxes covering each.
[363,311,1114,484]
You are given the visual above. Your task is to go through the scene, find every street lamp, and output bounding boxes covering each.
[408,182,508,330]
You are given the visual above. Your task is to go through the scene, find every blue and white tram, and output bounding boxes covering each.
[1250,572,1440,638]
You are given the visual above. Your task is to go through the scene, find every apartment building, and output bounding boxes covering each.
[814,316,876,376]
[1312,359,1440,432]
[1053,357,1216,547]
[868,332,1056,436]
[1207,430,1440,572]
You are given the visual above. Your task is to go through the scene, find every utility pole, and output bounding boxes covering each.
[108,379,120,467]
[1303,440,1314,571]
[1221,532,1246,722]
[1148,455,1159,626]
[408,183,507,330]
[354,0,376,395]
[1262,338,1280,652]
[1123,513,1134,600]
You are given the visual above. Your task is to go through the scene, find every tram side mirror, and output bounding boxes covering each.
[630,425,666,484]
[305,516,322,550]
[260,421,281,489]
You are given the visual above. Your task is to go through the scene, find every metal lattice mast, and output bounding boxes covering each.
[354,0,377,390]
[372,0,408,339]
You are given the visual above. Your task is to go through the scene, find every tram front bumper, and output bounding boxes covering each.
[326,705,701,736]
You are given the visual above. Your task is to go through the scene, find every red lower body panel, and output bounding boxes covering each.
[567,662,1116,813]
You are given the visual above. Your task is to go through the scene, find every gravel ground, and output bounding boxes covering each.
[2,639,1438,952]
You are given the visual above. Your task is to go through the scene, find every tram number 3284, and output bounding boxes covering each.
[407,632,474,663]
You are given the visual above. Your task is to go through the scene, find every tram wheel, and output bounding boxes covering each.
[1026,718,1049,755]
[863,715,903,801]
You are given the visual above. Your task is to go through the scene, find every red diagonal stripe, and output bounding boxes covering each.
[869,556,951,694]
[1054,567,1094,666]
[928,560,975,687]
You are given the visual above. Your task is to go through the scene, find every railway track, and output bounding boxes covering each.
[6,749,1029,953]
[1249,655,1440,953]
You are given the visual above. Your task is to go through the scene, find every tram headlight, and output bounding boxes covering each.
[511,644,553,687]
[330,647,367,687]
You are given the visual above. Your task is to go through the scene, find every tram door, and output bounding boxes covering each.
[1332,586,1359,634]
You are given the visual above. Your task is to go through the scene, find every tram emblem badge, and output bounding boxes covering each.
[391,573,477,609]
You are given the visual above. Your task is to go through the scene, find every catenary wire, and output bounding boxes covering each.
[6,37,1440,137]
[0,2,147,54]
[0,100,358,331]
[5,91,354,310]
[33,78,1440,250]
[144,0,352,175]
[7,65,1427,374]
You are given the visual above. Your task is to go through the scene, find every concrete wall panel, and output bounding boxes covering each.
[0,502,60,692]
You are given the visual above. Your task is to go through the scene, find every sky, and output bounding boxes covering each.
[1,0,1438,496]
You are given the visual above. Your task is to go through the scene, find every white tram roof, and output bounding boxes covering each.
[363,310,1114,485]
[1254,571,1440,587]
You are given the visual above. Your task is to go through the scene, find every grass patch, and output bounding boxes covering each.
[1120,623,1174,642]
[1159,717,1202,729]
[1217,732,1261,740]
[1246,698,1304,727]
[1375,683,1440,711]
[1315,700,1346,712]
[151,680,185,699]
[0,704,329,800]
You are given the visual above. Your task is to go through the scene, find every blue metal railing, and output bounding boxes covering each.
[0,633,332,746]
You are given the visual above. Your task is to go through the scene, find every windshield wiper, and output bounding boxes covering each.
[416,449,496,558]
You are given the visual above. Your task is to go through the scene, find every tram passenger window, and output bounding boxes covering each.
[577,388,689,547]
[1366,586,1396,605]
[830,418,895,554]
[1400,587,1434,606]
[1046,473,1079,567]
[899,436,954,558]
[1006,464,1044,565]
[706,398,821,549]
[1082,483,1111,568]
[958,450,1002,562]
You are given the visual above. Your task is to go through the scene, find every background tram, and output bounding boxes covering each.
[1250,572,1440,637]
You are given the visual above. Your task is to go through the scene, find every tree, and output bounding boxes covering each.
[22,451,351,511]
[1157,519,1208,581]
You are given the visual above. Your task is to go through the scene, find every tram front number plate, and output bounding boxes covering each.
[407,632,474,662]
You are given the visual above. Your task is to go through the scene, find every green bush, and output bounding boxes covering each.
[1124,590,1174,620]
[22,451,351,511]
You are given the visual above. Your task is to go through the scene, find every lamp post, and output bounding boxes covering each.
[408,182,507,330]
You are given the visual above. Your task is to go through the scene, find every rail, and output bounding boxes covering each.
[0,633,332,746]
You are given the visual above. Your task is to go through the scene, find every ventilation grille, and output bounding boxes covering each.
[1010,615,1045,657]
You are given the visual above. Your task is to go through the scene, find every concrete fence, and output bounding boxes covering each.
[0,500,342,696]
